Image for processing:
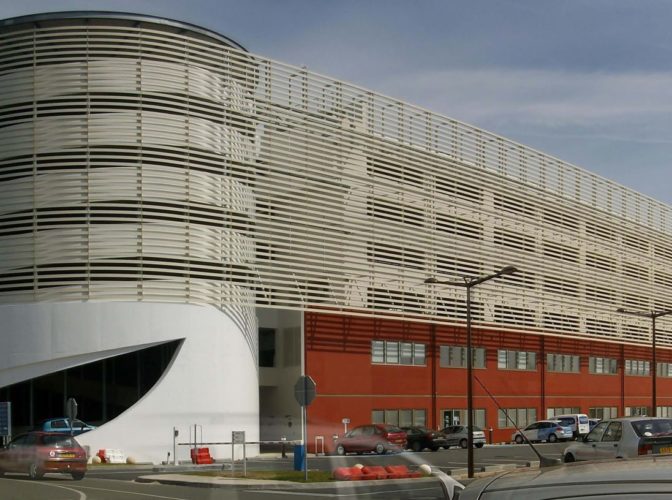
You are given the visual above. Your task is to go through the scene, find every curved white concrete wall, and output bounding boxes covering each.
[0,301,259,463]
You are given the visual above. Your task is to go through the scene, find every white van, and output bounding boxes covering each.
[554,414,590,439]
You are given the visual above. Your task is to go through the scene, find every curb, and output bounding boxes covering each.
[136,474,444,490]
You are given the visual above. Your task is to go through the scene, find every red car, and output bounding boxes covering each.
[0,432,87,480]
[334,424,407,455]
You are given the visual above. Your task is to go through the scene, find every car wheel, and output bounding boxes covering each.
[548,433,558,443]
[28,462,43,480]
[514,435,523,444]
[459,439,468,449]
[375,443,386,455]
[411,441,422,452]
[336,444,346,456]
[430,446,439,452]
[71,471,85,481]
[475,443,484,448]
[564,453,575,463]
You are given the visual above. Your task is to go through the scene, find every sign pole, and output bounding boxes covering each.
[294,375,317,481]
[303,402,308,481]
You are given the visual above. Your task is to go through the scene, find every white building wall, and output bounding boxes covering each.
[0,301,259,463]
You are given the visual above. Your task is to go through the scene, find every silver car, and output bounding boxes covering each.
[563,416,672,462]
[511,419,573,444]
[440,425,486,449]
[454,454,672,499]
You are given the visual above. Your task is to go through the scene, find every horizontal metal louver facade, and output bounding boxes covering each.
[2,14,672,348]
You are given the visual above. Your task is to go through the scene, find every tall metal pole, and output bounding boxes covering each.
[424,266,517,479]
[652,315,657,417]
[617,308,672,418]
[466,284,474,478]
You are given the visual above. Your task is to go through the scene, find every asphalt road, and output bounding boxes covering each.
[0,443,569,499]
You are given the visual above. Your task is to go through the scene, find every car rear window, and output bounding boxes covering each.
[42,435,78,447]
[382,425,403,433]
[631,419,672,437]
[579,416,589,424]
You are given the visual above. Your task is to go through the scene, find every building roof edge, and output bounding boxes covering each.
[0,11,247,52]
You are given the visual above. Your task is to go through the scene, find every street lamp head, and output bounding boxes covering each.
[616,308,626,313]
[424,277,439,284]
[499,265,518,276]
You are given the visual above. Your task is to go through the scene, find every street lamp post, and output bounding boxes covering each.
[425,265,517,478]
[617,307,672,417]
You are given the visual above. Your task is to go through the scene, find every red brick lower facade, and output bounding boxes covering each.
[304,312,672,452]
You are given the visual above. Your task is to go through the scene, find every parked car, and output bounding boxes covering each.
[453,454,672,499]
[36,418,96,435]
[512,420,573,444]
[0,432,87,480]
[333,424,407,455]
[563,416,672,462]
[401,426,448,452]
[553,413,590,439]
[441,425,486,449]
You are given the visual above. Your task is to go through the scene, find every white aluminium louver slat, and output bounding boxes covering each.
[2,19,672,348]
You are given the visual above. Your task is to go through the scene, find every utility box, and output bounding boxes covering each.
[293,444,305,471]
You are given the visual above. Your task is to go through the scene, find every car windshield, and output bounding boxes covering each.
[631,419,672,437]
[41,435,78,447]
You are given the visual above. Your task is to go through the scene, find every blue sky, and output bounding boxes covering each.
[4,0,672,205]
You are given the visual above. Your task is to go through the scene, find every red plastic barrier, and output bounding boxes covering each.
[385,464,422,478]
[361,465,390,479]
[333,466,364,480]
[190,447,214,464]
[333,464,424,481]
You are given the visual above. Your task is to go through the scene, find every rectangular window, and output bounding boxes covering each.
[385,409,399,426]
[625,406,648,416]
[414,344,426,366]
[498,408,536,428]
[658,407,672,418]
[658,362,672,377]
[374,409,426,426]
[413,409,427,427]
[372,340,425,366]
[498,349,536,370]
[547,407,581,418]
[372,410,385,424]
[258,328,276,368]
[371,340,385,363]
[399,409,413,427]
[400,342,413,365]
[441,409,486,428]
[589,407,618,420]
[386,341,399,364]
[625,359,650,376]
[589,356,618,375]
[440,345,486,369]
[546,353,580,373]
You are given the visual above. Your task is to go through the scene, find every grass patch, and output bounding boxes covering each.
[187,469,334,482]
